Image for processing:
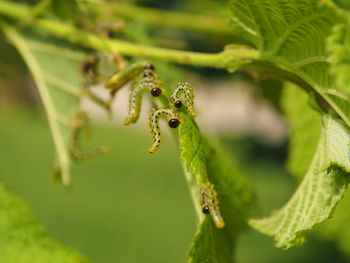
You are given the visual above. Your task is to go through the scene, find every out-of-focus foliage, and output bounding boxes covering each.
[281,84,321,179]
[50,0,78,21]
[257,78,283,111]
[0,182,87,262]
[333,0,350,10]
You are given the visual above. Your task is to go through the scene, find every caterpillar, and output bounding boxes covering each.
[105,62,163,124]
[200,182,225,228]
[170,82,197,117]
[124,64,162,125]
[147,83,198,153]
[148,108,180,153]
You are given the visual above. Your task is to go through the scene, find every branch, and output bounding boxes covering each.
[0,0,257,68]
[0,0,322,96]
[86,1,233,35]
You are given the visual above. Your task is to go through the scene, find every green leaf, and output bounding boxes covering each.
[281,83,322,179]
[0,182,88,262]
[189,218,231,263]
[229,0,350,249]
[316,187,350,259]
[327,21,350,96]
[230,0,335,75]
[322,90,350,127]
[178,114,254,262]
[3,26,85,185]
[258,7,350,255]
[249,114,350,249]
[333,0,350,10]
[228,0,350,127]
[257,78,283,111]
[312,13,350,259]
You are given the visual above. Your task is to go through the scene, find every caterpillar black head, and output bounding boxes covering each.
[200,182,225,228]
[151,87,162,97]
[143,71,153,78]
[168,118,180,128]
[144,63,155,70]
[174,100,182,108]
[202,206,210,214]
[170,82,197,117]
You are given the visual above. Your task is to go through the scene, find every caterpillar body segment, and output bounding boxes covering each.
[170,82,197,117]
[148,109,180,153]
[105,61,148,92]
[200,182,225,229]
[123,80,149,125]
[124,66,162,125]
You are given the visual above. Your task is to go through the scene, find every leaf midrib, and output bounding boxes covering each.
[4,26,71,185]
[252,0,278,50]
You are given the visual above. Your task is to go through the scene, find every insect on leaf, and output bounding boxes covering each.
[178,114,254,262]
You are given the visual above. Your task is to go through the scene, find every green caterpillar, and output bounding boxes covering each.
[200,182,225,228]
[105,62,162,125]
[148,108,180,153]
[147,81,200,153]
[170,82,197,117]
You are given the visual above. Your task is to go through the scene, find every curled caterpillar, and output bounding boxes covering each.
[148,109,180,153]
[200,182,225,228]
[170,82,197,117]
[147,82,197,153]
[124,64,162,125]
[105,62,163,125]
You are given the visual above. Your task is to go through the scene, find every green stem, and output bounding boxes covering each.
[0,0,324,108]
[0,0,257,68]
[87,1,232,35]
[0,0,328,111]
